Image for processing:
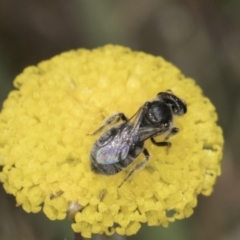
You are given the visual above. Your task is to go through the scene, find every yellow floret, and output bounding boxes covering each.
[0,45,223,238]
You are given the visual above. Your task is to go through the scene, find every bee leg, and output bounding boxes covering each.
[118,148,150,188]
[87,113,128,135]
[151,137,172,154]
[150,137,171,147]
[164,127,179,140]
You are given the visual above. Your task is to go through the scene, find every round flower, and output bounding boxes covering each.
[0,45,223,238]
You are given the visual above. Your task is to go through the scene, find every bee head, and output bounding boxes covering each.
[157,92,187,116]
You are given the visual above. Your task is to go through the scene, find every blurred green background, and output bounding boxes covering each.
[0,0,240,240]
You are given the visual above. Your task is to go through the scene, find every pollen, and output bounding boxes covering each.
[0,45,223,238]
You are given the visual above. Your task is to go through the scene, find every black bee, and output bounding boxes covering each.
[89,91,187,186]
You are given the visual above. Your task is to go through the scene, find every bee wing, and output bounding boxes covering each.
[123,102,150,135]
[138,126,166,142]
[95,138,131,164]
[94,103,151,165]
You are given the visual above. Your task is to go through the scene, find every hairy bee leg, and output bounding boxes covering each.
[87,113,128,135]
[118,148,150,188]
[164,127,179,140]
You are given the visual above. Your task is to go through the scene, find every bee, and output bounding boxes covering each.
[89,91,187,187]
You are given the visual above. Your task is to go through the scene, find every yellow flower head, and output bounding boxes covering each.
[0,45,223,238]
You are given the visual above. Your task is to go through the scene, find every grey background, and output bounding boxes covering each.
[0,1,239,240]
